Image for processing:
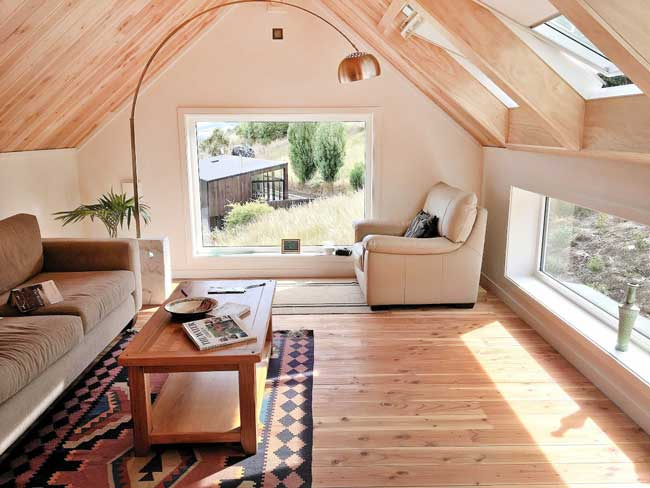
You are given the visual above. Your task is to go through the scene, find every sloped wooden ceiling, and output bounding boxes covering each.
[0,0,225,152]
[2,0,650,163]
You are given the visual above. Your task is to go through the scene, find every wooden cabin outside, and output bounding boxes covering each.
[199,155,290,230]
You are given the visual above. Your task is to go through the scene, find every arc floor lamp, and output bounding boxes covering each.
[128,0,381,237]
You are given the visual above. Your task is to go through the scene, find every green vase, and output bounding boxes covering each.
[616,283,640,352]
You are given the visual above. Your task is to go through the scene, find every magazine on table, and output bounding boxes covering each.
[8,280,63,312]
[182,314,255,351]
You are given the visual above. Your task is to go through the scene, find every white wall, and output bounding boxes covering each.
[0,149,83,237]
[76,1,482,276]
[482,148,650,287]
[481,147,650,432]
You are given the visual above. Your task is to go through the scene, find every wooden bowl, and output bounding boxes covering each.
[164,296,218,319]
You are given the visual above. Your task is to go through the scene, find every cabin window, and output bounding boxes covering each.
[184,113,372,253]
[540,197,650,339]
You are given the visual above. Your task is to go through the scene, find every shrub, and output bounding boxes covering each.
[587,255,605,273]
[224,200,273,230]
[349,163,365,191]
[236,122,289,145]
[288,123,318,184]
[543,254,567,276]
[547,225,573,253]
[315,122,346,184]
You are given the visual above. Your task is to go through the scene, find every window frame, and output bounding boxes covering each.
[537,196,650,344]
[180,109,375,257]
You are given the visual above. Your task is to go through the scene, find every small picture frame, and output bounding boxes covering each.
[272,28,283,40]
[281,238,301,254]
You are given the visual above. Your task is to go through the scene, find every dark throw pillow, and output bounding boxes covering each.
[404,211,441,238]
[424,215,440,238]
[405,211,433,238]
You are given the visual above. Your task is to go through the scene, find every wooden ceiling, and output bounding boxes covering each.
[0,0,226,152]
[2,0,650,162]
[329,0,650,162]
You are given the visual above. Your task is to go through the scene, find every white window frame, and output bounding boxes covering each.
[179,108,376,257]
[535,196,650,348]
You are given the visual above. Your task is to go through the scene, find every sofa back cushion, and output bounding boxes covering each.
[0,214,44,294]
[423,182,478,243]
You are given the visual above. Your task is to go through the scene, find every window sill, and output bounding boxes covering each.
[193,249,353,258]
[507,274,650,386]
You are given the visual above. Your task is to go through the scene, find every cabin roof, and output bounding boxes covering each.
[199,155,286,182]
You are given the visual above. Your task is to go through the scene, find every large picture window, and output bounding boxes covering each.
[540,197,650,339]
[184,112,372,253]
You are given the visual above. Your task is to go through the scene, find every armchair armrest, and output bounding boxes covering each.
[354,219,410,243]
[362,235,462,255]
[42,238,142,310]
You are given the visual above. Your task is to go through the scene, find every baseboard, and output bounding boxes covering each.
[481,273,650,435]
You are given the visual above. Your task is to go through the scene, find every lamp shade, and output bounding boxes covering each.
[338,52,381,83]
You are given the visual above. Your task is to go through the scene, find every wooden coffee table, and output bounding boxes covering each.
[119,280,275,455]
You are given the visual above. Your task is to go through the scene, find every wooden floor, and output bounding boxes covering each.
[138,291,650,487]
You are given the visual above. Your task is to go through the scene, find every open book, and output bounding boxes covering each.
[9,280,63,313]
[182,314,255,351]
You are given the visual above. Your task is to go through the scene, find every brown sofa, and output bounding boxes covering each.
[0,214,141,454]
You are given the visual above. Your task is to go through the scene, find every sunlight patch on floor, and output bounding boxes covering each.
[461,321,637,472]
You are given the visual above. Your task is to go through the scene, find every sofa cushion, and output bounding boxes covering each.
[0,315,83,404]
[0,271,135,333]
[0,214,43,295]
[423,182,478,243]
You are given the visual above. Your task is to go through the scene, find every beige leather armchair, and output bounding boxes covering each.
[352,182,487,308]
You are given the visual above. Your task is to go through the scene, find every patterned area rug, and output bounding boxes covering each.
[0,329,314,488]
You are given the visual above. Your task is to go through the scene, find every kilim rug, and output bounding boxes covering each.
[0,329,314,488]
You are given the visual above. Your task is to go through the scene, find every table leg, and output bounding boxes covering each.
[129,366,152,456]
[238,363,258,454]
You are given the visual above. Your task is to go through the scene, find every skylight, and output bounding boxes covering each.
[400,7,518,108]
[533,15,633,88]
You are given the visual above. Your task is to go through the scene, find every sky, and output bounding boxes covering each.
[196,121,240,142]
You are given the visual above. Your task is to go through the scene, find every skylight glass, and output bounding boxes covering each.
[534,15,633,88]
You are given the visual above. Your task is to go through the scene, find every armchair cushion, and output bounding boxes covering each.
[423,182,478,243]
[362,235,462,255]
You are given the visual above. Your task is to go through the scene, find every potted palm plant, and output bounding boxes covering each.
[54,190,169,306]
[54,190,151,238]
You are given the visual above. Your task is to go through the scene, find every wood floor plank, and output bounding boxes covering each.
[313,444,650,466]
[145,285,650,487]
[313,462,650,486]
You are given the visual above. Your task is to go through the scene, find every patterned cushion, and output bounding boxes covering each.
[404,211,438,238]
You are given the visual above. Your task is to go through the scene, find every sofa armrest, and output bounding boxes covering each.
[354,219,410,242]
[42,238,142,310]
[362,235,462,255]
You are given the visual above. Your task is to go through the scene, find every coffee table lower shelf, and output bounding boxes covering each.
[129,358,268,455]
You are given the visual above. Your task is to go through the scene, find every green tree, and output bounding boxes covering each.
[200,128,228,156]
[315,122,346,185]
[349,162,365,191]
[287,122,318,184]
[236,122,289,145]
